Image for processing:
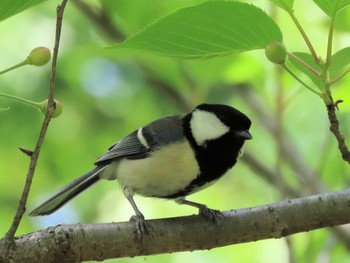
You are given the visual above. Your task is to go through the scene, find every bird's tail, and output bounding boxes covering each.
[29,166,107,216]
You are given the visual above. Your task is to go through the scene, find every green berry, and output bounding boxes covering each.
[27,47,51,66]
[265,42,287,64]
[39,99,63,118]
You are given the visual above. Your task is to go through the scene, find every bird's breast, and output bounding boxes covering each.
[114,140,200,197]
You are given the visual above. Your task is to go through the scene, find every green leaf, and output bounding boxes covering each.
[330,47,350,78]
[288,49,350,87]
[113,1,282,59]
[288,52,323,89]
[0,0,48,22]
[270,0,294,12]
[313,0,350,17]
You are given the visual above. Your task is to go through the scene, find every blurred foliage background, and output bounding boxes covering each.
[1,0,350,262]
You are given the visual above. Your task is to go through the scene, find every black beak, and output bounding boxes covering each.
[237,130,252,140]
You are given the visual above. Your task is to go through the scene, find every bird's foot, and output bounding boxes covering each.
[129,214,148,241]
[198,205,224,224]
[175,198,224,224]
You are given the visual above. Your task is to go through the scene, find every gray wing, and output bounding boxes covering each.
[95,115,185,165]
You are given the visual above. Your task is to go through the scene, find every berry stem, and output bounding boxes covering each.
[0,92,42,110]
[0,60,29,75]
[280,64,322,98]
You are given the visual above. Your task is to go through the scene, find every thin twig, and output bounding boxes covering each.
[323,11,350,163]
[326,102,350,163]
[48,1,67,104]
[4,0,68,244]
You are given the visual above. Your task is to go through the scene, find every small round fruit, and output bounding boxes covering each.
[40,99,63,118]
[27,47,51,66]
[265,42,287,64]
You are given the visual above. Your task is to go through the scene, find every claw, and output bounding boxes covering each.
[198,205,224,224]
[129,214,148,241]
[175,197,224,224]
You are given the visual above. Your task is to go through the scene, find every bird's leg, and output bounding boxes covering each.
[176,198,223,223]
[123,187,148,239]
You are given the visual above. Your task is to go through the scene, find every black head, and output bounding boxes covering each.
[183,103,252,180]
[188,103,252,147]
[196,103,251,128]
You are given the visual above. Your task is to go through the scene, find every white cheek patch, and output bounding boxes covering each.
[190,109,230,146]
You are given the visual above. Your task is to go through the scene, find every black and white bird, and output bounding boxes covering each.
[30,104,252,223]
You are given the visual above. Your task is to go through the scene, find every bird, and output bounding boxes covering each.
[30,103,252,228]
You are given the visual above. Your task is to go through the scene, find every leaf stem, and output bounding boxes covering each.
[329,67,350,85]
[288,10,319,64]
[281,63,322,97]
[287,52,321,76]
[0,93,42,109]
[326,14,336,67]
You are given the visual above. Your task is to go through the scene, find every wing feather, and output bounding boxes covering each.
[95,131,148,164]
[94,115,185,165]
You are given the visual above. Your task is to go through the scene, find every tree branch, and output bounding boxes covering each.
[2,189,350,262]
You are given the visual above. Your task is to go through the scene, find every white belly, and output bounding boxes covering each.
[102,141,200,197]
